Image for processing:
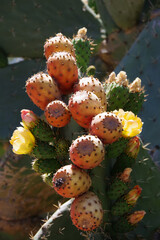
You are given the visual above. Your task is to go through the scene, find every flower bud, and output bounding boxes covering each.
[127,210,146,225]
[21,109,38,128]
[125,185,142,205]
[125,136,140,159]
[119,168,132,183]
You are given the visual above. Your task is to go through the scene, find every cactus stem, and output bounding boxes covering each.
[33,199,73,240]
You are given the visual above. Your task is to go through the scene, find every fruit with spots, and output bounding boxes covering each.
[104,71,130,111]
[70,191,103,231]
[73,76,107,109]
[21,109,55,142]
[44,100,71,128]
[52,164,91,198]
[90,112,123,144]
[68,90,104,128]
[69,135,105,169]
[32,158,61,174]
[108,168,132,201]
[25,72,61,110]
[44,33,75,59]
[47,52,78,94]
[72,27,93,73]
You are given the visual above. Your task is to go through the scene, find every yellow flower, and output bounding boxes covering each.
[10,127,35,154]
[113,109,143,138]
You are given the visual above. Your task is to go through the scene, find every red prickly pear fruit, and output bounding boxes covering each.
[68,90,104,128]
[52,164,91,198]
[70,191,103,231]
[44,100,71,128]
[44,33,75,59]
[90,112,123,144]
[69,135,105,169]
[47,52,78,94]
[73,76,107,110]
[26,72,61,110]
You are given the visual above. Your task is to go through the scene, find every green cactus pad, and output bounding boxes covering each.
[112,152,136,175]
[31,119,55,142]
[106,137,129,159]
[113,217,134,233]
[108,178,129,201]
[0,48,8,68]
[0,59,45,140]
[32,141,56,159]
[124,91,145,115]
[88,0,98,14]
[54,138,70,164]
[0,0,100,58]
[111,198,133,216]
[32,158,61,174]
[103,0,145,30]
[72,38,91,73]
[115,17,160,146]
[42,173,54,188]
[104,82,130,111]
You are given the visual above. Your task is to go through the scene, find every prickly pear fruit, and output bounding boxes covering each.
[106,137,129,159]
[90,112,123,144]
[69,90,104,128]
[111,185,142,216]
[21,109,54,142]
[31,140,56,159]
[32,158,61,174]
[104,71,130,111]
[112,137,140,174]
[52,164,91,198]
[70,191,103,231]
[44,100,71,128]
[26,72,61,110]
[108,168,132,200]
[47,52,78,94]
[69,135,105,169]
[44,33,75,59]
[124,77,145,114]
[73,76,107,109]
[54,138,70,164]
[72,27,93,73]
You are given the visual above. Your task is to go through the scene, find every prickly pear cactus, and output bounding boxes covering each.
[8,26,160,240]
[115,16,160,147]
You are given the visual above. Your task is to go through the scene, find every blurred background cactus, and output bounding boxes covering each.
[1,0,160,239]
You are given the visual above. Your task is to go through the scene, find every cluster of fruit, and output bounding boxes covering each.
[10,28,146,234]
